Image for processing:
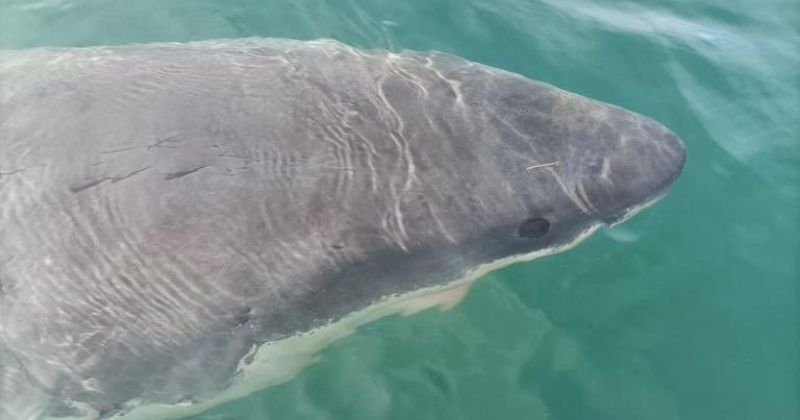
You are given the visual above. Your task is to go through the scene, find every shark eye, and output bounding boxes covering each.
[518,217,550,238]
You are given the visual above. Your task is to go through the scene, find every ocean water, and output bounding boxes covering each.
[1,1,797,419]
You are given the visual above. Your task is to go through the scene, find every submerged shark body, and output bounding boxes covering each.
[0,38,684,419]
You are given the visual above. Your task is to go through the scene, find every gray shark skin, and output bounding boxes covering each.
[0,38,685,419]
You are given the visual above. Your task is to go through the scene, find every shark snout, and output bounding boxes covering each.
[580,111,686,223]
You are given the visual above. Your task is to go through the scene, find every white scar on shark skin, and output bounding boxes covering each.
[49,222,618,420]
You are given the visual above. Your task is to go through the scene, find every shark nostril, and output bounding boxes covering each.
[518,217,550,238]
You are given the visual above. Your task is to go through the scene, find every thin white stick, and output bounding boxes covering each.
[525,161,560,170]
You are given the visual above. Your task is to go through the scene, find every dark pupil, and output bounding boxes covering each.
[518,218,550,238]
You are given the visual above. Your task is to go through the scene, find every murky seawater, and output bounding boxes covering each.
[1,1,797,419]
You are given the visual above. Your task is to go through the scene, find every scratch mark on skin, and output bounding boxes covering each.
[147,134,181,150]
[101,146,138,155]
[375,60,419,250]
[391,61,429,99]
[164,164,211,181]
[69,178,108,193]
[543,167,593,215]
[0,256,11,293]
[425,201,457,243]
[112,166,152,183]
[423,57,465,109]
[600,158,612,182]
[69,166,152,193]
[0,169,26,182]
[0,336,38,389]
[216,153,252,160]
[0,164,45,178]
[575,182,600,214]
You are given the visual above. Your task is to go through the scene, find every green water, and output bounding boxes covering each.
[2,1,797,419]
